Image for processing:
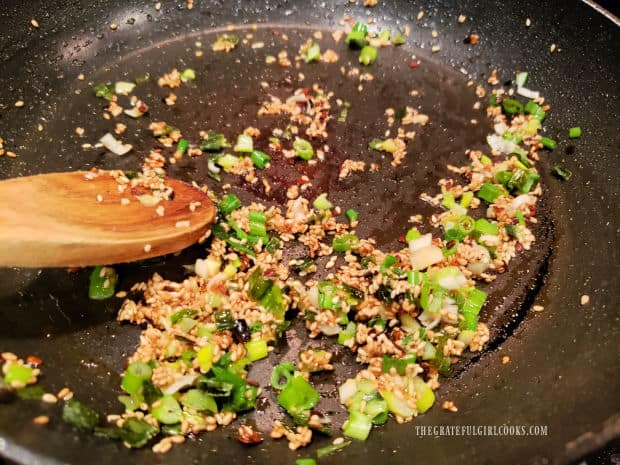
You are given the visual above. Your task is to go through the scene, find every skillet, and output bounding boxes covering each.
[0,1,618,464]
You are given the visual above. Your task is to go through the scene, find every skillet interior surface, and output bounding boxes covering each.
[0,1,618,464]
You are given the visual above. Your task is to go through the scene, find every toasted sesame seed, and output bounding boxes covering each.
[57,387,73,400]
[33,415,49,425]
[525,18,532,27]
[75,127,85,136]
[175,220,191,228]
[42,393,58,404]
[155,2,161,11]
[550,43,556,53]
[110,23,118,30]
[580,294,590,305]
[532,305,544,312]
[15,100,25,108]
[458,14,467,24]
[431,45,441,53]
[195,50,203,57]
[417,11,424,20]
[155,205,165,216]
[6,151,17,158]
[144,244,152,253]
[115,291,127,298]
[96,194,104,203]
[77,73,85,81]
[31,19,40,28]
[37,123,44,131]
[333,437,345,445]
[501,355,510,365]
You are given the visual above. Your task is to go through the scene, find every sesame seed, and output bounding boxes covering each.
[31,19,40,28]
[75,127,85,136]
[532,305,544,312]
[550,43,556,53]
[333,437,345,445]
[155,2,161,11]
[195,50,203,57]
[96,194,103,203]
[14,100,25,108]
[77,73,85,81]
[175,220,191,228]
[417,11,424,20]
[37,123,44,131]
[144,244,152,252]
[525,18,532,27]
[120,198,130,206]
[42,393,58,404]
[501,355,510,365]
[110,23,118,30]
[431,45,441,53]
[580,294,590,305]
[33,415,49,425]
[156,205,165,216]
[115,291,128,298]
[458,14,467,24]
[57,387,73,400]
[6,151,17,158]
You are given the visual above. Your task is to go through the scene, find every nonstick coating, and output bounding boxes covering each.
[0,1,618,465]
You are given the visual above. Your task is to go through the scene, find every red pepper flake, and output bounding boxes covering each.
[26,355,43,367]
[409,60,421,68]
[236,425,263,445]
[397,235,406,243]
[263,268,276,277]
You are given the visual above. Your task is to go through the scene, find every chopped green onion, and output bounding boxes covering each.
[378,29,391,41]
[332,234,360,252]
[477,183,503,203]
[180,68,196,82]
[552,164,572,181]
[410,377,435,413]
[540,136,557,150]
[568,127,582,139]
[169,308,198,325]
[17,385,45,400]
[121,362,152,395]
[201,131,229,151]
[343,409,373,441]
[151,395,183,424]
[135,73,150,84]
[4,364,33,385]
[338,322,357,345]
[248,268,273,300]
[62,399,100,431]
[392,31,407,45]
[380,255,397,276]
[318,281,340,310]
[515,211,526,225]
[380,390,415,418]
[93,83,114,101]
[234,134,254,153]
[346,23,368,48]
[480,154,492,165]
[277,376,319,420]
[458,287,487,330]
[94,417,158,448]
[296,459,317,465]
[405,228,421,243]
[219,193,242,214]
[260,284,286,320]
[293,137,314,160]
[216,153,240,170]
[457,215,475,235]
[301,41,321,63]
[524,100,546,120]
[245,339,269,362]
[474,218,499,235]
[214,309,236,331]
[271,363,296,390]
[460,191,474,208]
[197,344,214,373]
[359,46,377,66]
[502,98,524,116]
[88,266,118,300]
[381,355,416,376]
[346,208,358,222]
[250,150,270,169]
[248,211,267,238]
[515,71,528,87]
[176,138,189,153]
[313,193,333,211]
[181,389,217,413]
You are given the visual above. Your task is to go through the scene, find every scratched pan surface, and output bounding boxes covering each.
[0,1,618,464]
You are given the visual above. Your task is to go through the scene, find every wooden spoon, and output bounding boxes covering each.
[0,171,216,267]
